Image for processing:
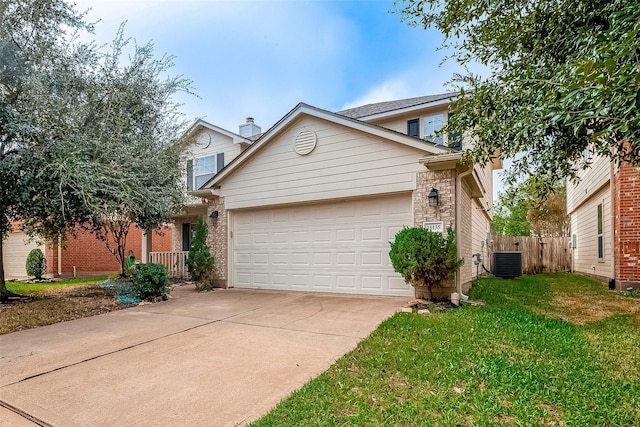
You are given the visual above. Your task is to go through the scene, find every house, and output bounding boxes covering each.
[2,221,172,280]
[174,93,500,298]
[567,150,640,291]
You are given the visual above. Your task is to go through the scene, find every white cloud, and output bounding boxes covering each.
[340,79,410,110]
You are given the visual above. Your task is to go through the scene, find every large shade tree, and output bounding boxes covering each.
[0,0,94,298]
[1,0,192,297]
[398,0,639,192]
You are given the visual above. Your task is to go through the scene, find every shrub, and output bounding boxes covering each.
[131,263,170,300]
[186,216,216,290]
[25,248,47,279]
[389,227,463,298]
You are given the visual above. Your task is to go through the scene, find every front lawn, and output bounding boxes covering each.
[253,273,640,426]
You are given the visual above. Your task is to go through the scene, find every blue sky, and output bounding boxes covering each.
[73,0,461,131]
[73,0,504,198]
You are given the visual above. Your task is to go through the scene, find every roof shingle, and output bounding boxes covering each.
[336,91,458,119]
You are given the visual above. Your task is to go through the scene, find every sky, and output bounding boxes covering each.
[72,0,505,198]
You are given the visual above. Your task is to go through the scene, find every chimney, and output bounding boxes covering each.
[239,117,261,138]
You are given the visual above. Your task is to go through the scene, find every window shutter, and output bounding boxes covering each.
[448,112,462,150]
[182,223,191,251]
[217,152,225,173]
[186,159,193,191]
[407,119,419,138]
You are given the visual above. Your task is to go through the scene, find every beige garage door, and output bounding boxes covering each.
[233,194,414,296]
[3,232,44,279]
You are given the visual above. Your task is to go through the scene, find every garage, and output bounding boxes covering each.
[232,194,414,296]
[3,232,44,279]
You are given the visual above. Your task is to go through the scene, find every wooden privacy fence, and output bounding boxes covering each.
[149,251,189,278]
[490,236,571,275]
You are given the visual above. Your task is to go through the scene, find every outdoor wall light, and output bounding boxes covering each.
[428,188,439,207]
[209,210,219,225]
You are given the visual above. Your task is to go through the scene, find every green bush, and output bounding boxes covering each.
[25,248,47,279]
[131,263,170,300]
[186,216,216,290]
[389,227,463,298]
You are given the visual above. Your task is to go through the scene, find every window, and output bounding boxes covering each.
[584,146,590,164]
[186,153,224,191]
[182,223,195,251]
[407,119,420,137]
[597,203,603,259]
[424,114,444,145]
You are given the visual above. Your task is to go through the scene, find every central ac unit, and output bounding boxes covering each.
[493,251,522,279]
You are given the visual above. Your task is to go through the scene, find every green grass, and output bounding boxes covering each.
[252,273,640,426]
[6,276,109,294]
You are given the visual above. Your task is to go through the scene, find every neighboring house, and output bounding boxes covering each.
[567,149,640,290]
[2,221,172,279]
[171,118,259,253]
[173,93,500,298]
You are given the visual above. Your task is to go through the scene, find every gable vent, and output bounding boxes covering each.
[294,130,317,156]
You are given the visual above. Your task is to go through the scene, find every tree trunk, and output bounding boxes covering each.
[0,234,6,298]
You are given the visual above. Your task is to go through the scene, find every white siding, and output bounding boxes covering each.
[3,232,44,279]
[183,129,244,204]
[570,185,612,278]
[567,154,611,214]
[221,116,428,210]
[472,199,492,277]
[369,107,449,139]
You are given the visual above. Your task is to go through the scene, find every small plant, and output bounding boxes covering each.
[621,288,640,298]
[389,227,463,299]
[131,263,170,300]
[25,248,47,279]
[186,216,216,291]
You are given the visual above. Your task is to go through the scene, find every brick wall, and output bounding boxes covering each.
[45,224,172,277]
[207,198,228,287]
[413,170,457,298]
[614,162,640,289]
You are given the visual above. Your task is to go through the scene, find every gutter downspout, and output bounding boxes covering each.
[456,166,474,297]
[57,235,62,277]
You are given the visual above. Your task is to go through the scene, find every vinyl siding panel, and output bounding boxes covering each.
[368,106,449,138]
[472,199,491,276]
[567,154,611,214]
[221,116,428,209]
[184,129,243,202]
[571,184,612,278]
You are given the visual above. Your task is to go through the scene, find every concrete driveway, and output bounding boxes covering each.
[0,287,404,426]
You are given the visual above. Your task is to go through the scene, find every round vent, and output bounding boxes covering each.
[294,130,317,156]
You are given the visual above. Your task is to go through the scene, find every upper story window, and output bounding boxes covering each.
[407,118,420,138]
[424,114,444,145]
[186,152,225,191]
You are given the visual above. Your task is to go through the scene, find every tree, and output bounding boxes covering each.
[493,178,569,237]
[186,216,215,290]
[75,27,190,276]
[398,0,640,193]
[0,0,94,299]
[389,227,463,299]
[1,0,193,297]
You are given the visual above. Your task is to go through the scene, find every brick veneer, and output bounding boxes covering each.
[613,163,640,289]
[45,225,172,277]
[207,198,228,287]
[413,170,458,298]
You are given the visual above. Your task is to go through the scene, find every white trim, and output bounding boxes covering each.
[186,119,253,145]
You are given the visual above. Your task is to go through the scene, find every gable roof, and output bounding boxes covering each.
[207,102,452,188]
[336,92,458,120]
[185,118,253,145]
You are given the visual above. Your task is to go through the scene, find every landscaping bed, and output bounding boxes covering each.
[0,282,131,335]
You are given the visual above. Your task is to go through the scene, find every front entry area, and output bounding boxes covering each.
[232,194,414,296]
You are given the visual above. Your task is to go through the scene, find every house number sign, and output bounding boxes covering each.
[422,221,444,233]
